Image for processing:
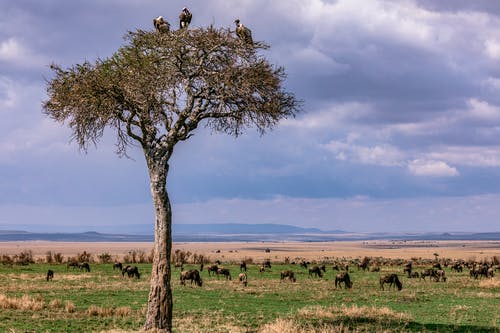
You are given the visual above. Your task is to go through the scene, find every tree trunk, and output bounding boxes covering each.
[143,155,173,332]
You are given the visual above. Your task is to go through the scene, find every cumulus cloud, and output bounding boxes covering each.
[0,37,47,69]
[407,159,459,177]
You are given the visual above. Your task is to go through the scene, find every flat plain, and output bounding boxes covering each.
[0,240,498,332]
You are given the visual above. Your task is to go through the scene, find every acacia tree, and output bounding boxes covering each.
[43,26,300,332]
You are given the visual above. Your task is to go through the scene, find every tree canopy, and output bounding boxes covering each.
[44,27,300,159]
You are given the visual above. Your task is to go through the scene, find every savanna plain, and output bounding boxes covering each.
[0,240,498,333]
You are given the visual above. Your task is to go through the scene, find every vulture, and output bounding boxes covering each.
[179,7,192,29]
[153,16,170,33]
[235,19,253,44]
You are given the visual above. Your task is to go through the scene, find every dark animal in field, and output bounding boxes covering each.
[380,274,402,291]
[280,270,296,282]
[200,263,204,271]
[433,262,442,270]
[238,273,248,286]
[217,268,232,280]
[420,268,438,281]
[331,264,340,271]
[235,19,253,44]
[153,16,170,33]
[113,262,123,271]
[174,262,184,271]
[450,262,463,273]
[308,266,323,278]
[335,272,352,289]
[180,269,202,287]
[79,262,90,272]
[122,265,131,277]
[207,264,218,276]
[46,269,54,281]
[410,271,420,279]
[436,269,447,282]
[179,7,192,29]
[67,261,79,270]
[125,266,141,279]
[358,257,370,271]
[487,267,495,278]
[263,259,272,269]
[403,262,412,278]
[370,265,380,272]
[300,261,308,269]
[470,264,489,279]
[240,261,247,272]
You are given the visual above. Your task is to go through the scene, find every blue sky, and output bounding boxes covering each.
[1,0,500,233]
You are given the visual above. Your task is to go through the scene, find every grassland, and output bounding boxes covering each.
[0,241,498,332]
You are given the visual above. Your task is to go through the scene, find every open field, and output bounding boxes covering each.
[1,240,499,262]
[0,241,498,332]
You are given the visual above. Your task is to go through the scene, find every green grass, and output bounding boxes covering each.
[0,263,498,332]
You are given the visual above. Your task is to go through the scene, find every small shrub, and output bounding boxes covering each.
[65,301,75,313]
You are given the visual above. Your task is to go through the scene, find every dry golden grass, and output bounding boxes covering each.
[1,240,498,262]
[478,277,500,288]
[0,294,45,311]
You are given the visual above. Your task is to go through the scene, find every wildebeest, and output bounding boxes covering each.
[300,261,308,269]
[180,269,202,287]
[280,270,296,282]
[380,273,402,291]
[263,259,272,269]
[79,262,90,272]
[124,266,141,279]
[240,261,247,272]
[450,262,463,273]
[410,271,420,279]
[308,266,323,278]
[403,262,412,278]
[335,272,352,289]
[67,261,79,270]
[420,268,438,281]
[46,269,54,281]
[217,267,231,280]
[238,272,248,286]
[436,269,447,282]
[113,262,123,271]
[206,264,219,276]
[433,262,442,270]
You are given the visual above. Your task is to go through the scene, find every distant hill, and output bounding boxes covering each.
[0,224,498,242]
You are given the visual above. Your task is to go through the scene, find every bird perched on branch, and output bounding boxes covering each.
[153,16,170,33]
[179,7,192,29]
[235,19,253,44]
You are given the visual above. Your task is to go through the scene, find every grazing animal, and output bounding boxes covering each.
[280,270,296,282]
[180,269,202,287]
[217,268,232,280]
[403,262,412,278]
[335,272,353,289]
[420,268,438,281]
[300,261,308,269]
[238,273,248,286]
[153,16,170,33]
[46,269,54,281]
[122,265,131,277]
[380,274,403,291]
[450,262,463,273]
[240,261,247,272]
[410,271,420,279]
[235,19,253,44]
[67,261,79,270]
[207,264,219,276]
[113,262,123,271]
[433,262,442,270]
[125,266,141,279]
[308,266,323,278]
[263,259,272,269]
[79,262,90,272]
[179,7,192,29]
[436,269,447,282]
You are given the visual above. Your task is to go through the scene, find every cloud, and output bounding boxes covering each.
[0,37,47,69]
[408,159,459,177]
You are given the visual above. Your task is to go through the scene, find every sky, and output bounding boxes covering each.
[1,0,500,234]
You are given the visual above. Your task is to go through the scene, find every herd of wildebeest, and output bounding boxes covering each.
[47,253,498,293]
